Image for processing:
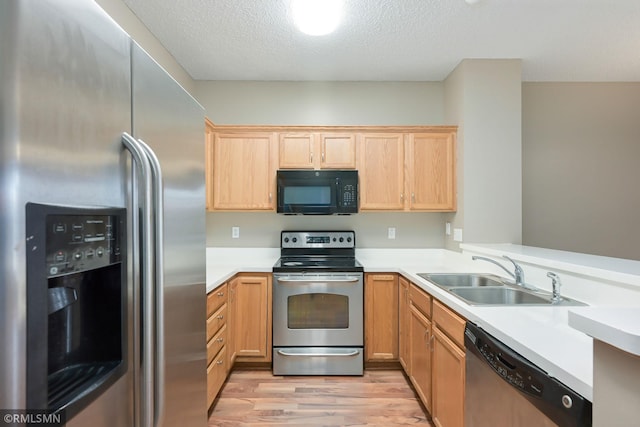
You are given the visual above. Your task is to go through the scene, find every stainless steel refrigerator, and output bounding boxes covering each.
[0,0,207,426]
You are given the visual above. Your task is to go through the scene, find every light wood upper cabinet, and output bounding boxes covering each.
[358,133,405,210]
[364,273,399,362]
[278,132,356,169]
[319,133,356,169]
[211,132,276,210]
[278,133,316,169]
[407,132,456,211]
[205,124,456,212]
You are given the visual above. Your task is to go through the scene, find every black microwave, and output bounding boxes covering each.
[276,170,358,215]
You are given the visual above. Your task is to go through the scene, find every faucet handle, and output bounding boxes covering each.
[503,256,525,284]
[547,272,563,302]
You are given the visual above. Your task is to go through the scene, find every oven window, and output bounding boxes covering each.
[287,293,349,329]
[283,186,331,205]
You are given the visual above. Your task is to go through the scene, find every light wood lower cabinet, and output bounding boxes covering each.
[403,279,467,426]
[409,302,432,413]
[206,282,228,407]
[432,327,465,427]
[431,300,466,427]
[398,276,410,372]
[364,273,399,362]
[232,273,272,362]
[206,273,272,409]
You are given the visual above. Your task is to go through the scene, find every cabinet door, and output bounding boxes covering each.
[227,279,237,367]
[432,326,465,427]
[409,303,432,413]
[279,133,316,169]
[212,133,275,210]
[406,132,456,211]
[320,133,356,169]
[233,274,272,362]
[205,119,215,211]
[358,133,405,210]
[364,274,399,362]
[398,276,410,372]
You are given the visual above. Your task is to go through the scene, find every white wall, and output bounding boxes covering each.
[195,81,444,125]
[207,212,446,248]
[522,83,640,260]
[200,80,450,248]
[444,59,523,250]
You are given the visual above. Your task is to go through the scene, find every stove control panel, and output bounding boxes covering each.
[281,231,355,249]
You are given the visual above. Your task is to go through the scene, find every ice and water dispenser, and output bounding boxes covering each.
[26,203,127,419]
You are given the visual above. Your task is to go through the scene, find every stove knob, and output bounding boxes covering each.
[339,237,344,242]
[347,237,352,243]
[284,237,289,243]
[332,237,337,242]
[292,237,297,243]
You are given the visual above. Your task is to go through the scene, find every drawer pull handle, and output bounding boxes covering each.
[216,360,224,365]
[217,338,224,343]
[217,315,224,320]
[217,292,224,297]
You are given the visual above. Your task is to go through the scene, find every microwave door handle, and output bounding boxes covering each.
[336,179,341,207]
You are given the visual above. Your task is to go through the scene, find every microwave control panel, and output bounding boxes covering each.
[340,183,357,208]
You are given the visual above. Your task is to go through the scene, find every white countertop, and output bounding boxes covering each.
[203,245,640,402]
[568,307,640,356]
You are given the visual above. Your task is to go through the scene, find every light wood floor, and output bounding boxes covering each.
[208,369,433,426]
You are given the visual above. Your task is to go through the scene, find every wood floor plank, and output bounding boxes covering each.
[209,370,433,426]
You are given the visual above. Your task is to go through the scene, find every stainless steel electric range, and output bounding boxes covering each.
[272,231,364,375]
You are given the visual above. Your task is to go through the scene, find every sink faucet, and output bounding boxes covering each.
[471,255,526,288]
[547,272,563,303]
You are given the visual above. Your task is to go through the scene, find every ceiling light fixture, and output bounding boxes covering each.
[291,0,343,36]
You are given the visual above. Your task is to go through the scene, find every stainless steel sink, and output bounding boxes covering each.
[417,273,508,288]
[449,287,551,305]
[416,273,586,306]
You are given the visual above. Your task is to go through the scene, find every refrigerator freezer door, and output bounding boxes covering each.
[0,0,133,424]
[132,43,207,427]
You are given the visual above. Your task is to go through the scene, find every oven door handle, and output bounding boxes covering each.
[277,349,360,357]
[276,277,361,283]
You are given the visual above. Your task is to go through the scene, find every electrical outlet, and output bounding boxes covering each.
[453,228,463,242]
[445,222,451,235]
[231,226,240,239]
[388,227,396,239]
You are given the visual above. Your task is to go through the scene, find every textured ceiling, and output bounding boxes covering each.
[121,0,640,82]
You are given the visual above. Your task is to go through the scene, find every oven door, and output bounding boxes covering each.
[272,273,363,347]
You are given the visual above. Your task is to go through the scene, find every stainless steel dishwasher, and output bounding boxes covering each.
[464,322,592,427]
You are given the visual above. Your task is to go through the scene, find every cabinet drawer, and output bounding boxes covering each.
[207,324,227,366]
[207,346,227,407]
[207,303,227,341]
[433,299,465,348]
[207,283,228,317]
[410,283,432,318]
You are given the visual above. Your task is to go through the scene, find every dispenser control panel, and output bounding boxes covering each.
[45,213,123,277]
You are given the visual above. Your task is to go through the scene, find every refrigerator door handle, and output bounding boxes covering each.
[122,132,156,427]
[137,138,165,427]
